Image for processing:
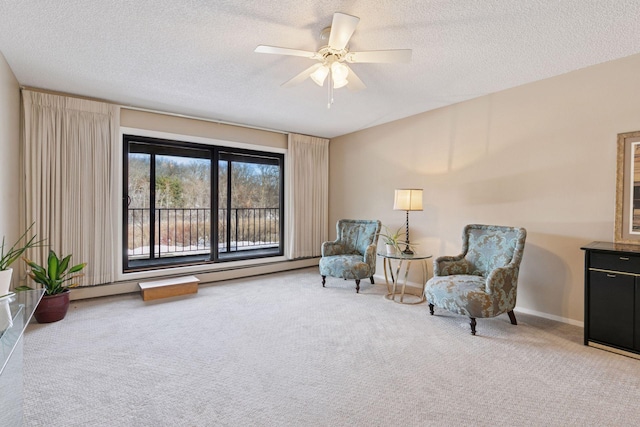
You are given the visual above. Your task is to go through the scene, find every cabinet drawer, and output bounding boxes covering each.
[590,252,640,274]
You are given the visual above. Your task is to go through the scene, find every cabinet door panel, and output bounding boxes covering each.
[589,271,634,349]
[636,280,640,351]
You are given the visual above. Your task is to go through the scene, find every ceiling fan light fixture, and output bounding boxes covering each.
[332,77,349,89]
[310,65,329,86]
[255,12,411,106]
[331,62,348,80]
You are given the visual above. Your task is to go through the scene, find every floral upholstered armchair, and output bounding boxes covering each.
[424,224,527,335]
[320,219,381,293]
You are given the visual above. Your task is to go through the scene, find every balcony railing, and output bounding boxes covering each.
[127,207,279,259]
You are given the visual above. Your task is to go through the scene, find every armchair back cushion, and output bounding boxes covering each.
[463,225,524,277]
[337,220,381,256]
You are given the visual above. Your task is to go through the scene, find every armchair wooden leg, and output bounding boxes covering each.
[369,276,375,285]
[469,317,477,335]
[428,303,434,315]
[355,279,360,293]
[507,310,517,325]
[322,276,326,287]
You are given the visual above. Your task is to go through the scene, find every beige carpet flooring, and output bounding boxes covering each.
[23,267,640,426]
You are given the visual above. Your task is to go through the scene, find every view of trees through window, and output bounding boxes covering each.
[124,135,283,271]
[218,157,281,253]
[127,154,211,260]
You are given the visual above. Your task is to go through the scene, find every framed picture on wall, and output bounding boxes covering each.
[615,131,640,243]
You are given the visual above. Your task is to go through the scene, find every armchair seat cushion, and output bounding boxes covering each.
[319,255,372,281]
[425,275,493,318]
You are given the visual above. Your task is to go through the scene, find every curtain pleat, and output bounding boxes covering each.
[287,134,329,258]
[21,90,119,286]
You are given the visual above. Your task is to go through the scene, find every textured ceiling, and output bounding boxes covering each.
[2,1,640,138]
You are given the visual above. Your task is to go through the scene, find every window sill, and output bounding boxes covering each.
[119,252,287,282]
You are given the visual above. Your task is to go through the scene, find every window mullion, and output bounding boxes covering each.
[226,161,232,253]
[211,149,217,261]
[149,154,156,260]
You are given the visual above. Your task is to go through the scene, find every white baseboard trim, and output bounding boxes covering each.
[514,307,584,328]
[373,273,423,289]
[70,258,320,301]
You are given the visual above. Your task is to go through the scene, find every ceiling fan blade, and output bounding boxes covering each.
[328,12,360,50]
[345,66,366,92]
[255,45,319,59]
[281,63,323,88]
[346,49,412,63]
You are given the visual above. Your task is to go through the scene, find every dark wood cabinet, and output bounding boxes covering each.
[582,241,640,357]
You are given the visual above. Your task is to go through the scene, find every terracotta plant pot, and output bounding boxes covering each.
[34,290,70,323]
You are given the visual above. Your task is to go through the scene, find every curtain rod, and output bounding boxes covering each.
[19,86,289,136]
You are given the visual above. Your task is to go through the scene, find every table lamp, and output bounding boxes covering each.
[393,188,423,254]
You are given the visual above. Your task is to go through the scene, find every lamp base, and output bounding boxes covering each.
[403,211,414,255]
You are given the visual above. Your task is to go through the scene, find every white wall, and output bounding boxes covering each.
[0,51,21,282]
[330,53,640,325]
[120,109,287,149]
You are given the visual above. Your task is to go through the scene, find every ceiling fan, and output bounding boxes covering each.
[255,12,412,108]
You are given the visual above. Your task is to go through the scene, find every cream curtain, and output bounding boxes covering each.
[287,133,329,258]
[21,90,119,285]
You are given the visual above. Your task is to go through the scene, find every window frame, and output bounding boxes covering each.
[122,134,285,273]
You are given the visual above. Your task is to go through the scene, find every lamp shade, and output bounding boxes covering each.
[393,189,423,211]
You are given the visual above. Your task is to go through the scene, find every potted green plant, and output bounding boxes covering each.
[378,225,405,254]
[23,250,87,323]
[378,224,419,254]
[0,223,42,297]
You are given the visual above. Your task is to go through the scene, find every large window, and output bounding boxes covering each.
[123,135,284,272]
